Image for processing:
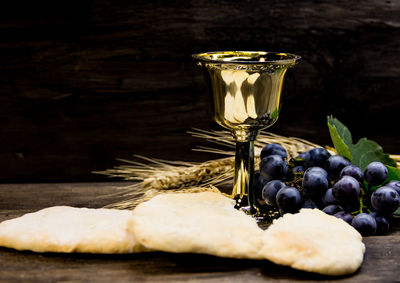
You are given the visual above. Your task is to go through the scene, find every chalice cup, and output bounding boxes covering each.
[192,51,300,215]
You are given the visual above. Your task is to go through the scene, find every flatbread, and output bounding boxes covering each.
[132,192,365,276]
[132,191,265,259]
[0,206,144,254]
[261,208,365,276]
[0,193,365,276]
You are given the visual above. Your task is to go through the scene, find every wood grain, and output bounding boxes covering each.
[1,0,400,181]
[0,182,399,282]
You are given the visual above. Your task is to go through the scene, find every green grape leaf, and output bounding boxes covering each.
[327,116,353,161]
[349,138,397,170]
[327,115,353,145]
[327,116,397,171]
[327,123,353,161]
[385,165,400,183]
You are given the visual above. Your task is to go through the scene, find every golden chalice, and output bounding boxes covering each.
[193,51,300,214]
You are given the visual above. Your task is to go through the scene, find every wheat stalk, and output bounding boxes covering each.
[189,128,332,156]
[97,129,400,209]
[96,130,324,209]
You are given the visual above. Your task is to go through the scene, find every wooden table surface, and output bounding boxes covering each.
[0,182,399,282]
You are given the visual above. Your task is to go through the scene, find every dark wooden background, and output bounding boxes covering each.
[1,0,399,182]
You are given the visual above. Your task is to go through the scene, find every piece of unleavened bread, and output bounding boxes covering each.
[261,208,365,276]
[0,206,145,253]
[132,192,365,275]
[132,191,265,259]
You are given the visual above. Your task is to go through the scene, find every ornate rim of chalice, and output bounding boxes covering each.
[192,51,300,65]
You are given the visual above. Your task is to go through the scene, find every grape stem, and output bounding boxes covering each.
[354,185,371,215]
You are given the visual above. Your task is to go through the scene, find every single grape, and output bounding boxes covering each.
[322,188,339,206]
[304,148,331,168]
[301,199,318,209]
[260,155,288,182]
[322,204,344,215]
[325,155,351,181]
[371,186,400,215]
[292,165,305,174]
[333,211,353,225]
[276,187,302,215]
[369,212,390,235]
[364,162,388,186]
[262,180,286,206]
[296,152,306,160]
[351,213,377,236]
[253,171,268,201]
[302,167,329,199]
[384,180,400,196]
[332,176,360,203]
[307,166,328,178]
[260,143,288,160]
[340,165,364,183]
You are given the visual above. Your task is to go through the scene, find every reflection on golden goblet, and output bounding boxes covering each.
[193,51,300,214]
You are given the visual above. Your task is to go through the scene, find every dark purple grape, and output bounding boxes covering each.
[334,211,353,224]
[364,162,388,186]
[260,143,288,160]
[332,176,360,203]
[304,148,331,168]
[385,180,400,196]
[340,165,364,183]
[322,188,339,206]
[292,165,305,174]
[262,180,286,207]
[351,213,377,236]
[260,155,288,182]
[302,167,329,199]
[276,187,302,215]
[325,155,351,181]
[301,199,318,209]
[253,171,268,200]
[307,166,329,178]
[322,204,344,215]
[296,152,306,160]
[371,186,400,215]
[369,212,390,235]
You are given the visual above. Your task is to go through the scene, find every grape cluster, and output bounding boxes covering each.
[255,143,400,236]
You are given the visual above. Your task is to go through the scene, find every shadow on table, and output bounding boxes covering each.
[0,247,355,281]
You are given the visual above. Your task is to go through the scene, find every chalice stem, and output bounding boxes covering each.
[233,140,255,213]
